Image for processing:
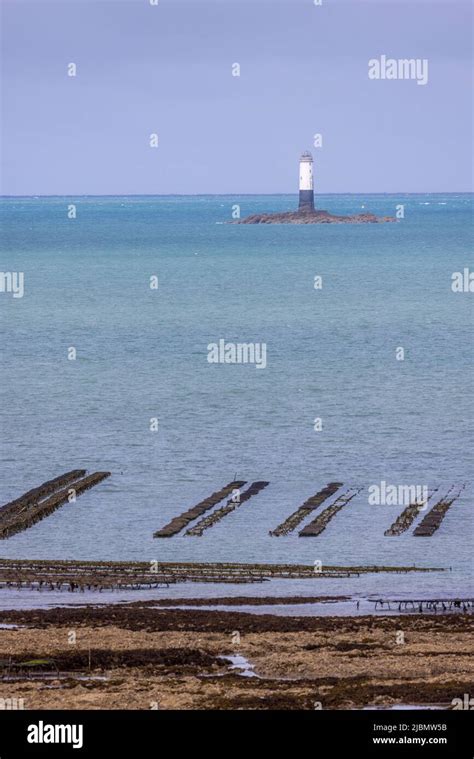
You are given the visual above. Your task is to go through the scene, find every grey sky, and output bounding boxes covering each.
[1,0,472,195]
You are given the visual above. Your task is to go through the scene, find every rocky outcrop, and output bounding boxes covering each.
[232,209,396,224]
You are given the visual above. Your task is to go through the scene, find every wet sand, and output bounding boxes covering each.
[0,602,471,710]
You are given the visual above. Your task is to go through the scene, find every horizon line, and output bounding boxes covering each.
[1,191,473,199]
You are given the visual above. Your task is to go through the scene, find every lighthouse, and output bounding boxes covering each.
[298,151,314,212]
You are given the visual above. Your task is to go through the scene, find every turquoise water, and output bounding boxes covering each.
[0,194,472,598]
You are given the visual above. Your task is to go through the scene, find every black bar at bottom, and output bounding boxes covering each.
[0,709,472,757]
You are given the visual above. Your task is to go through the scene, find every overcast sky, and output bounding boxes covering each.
[1,0,472,195]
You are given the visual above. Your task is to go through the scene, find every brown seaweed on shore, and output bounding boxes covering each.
[1,608,470,711]
[202,676,471,711]
[127,595,351,607]
[3,607,468,635]
[1,648,220,676]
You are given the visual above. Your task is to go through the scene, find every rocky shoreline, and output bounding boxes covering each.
[232,209,396,224]
[0,602,471,710]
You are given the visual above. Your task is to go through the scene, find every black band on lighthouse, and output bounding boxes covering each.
[299,189,314,212]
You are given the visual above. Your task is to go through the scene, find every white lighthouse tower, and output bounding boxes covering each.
[299,151,314,212]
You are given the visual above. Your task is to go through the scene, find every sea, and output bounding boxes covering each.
[0,194,472,609]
